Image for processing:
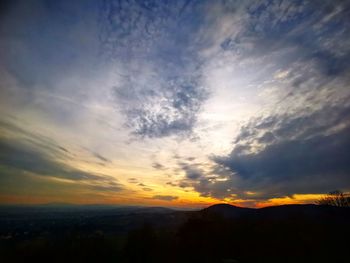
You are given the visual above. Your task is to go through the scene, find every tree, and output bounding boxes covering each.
[317,190,350,207]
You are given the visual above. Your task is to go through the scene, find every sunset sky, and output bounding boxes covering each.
[0,0,349,208]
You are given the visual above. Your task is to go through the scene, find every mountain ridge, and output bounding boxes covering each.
[202,203,350,221]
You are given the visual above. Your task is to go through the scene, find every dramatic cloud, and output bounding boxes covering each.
[100,0,209,138]
[207,101,350,199]
[113,77,207,138]
[181,164,204,180]
[1,0,349,206]
[171,0,350,201]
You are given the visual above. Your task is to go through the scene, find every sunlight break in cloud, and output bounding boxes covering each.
[0,0,349,207]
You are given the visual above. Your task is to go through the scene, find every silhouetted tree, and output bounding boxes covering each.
[317,190,350,207]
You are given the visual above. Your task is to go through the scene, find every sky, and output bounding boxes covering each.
[0,0,349,208]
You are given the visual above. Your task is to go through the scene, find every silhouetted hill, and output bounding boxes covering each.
[1,204,350,262]
[203,203,350,222]
[202,203,255,218]
[259,204,350,220]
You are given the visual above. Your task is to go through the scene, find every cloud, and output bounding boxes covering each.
[0,118,74,160]
[177,103,350,201]
[92,152,111,163]
[128,178,138,184]
[210,101,350,199]
[0,120,123,192]
[1,0,350,205]
[99,0,201,61]
[181,164,204,180]
[174,156,237,199]
[152,195,178,201]
[100,0,209,138]
[166,182,177,187]
[200,0,350,88]
[152,162,166,170]
[90,182,123,192]
[107,0,350,200]
[0,136,122,187]
[166,0,350,201]
[234,98,350,152]
[112,65,208,139]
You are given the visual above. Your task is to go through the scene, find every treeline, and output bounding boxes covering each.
[317,190,350,207]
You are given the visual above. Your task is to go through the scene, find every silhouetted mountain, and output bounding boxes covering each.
[202,203,255,218]
[1,204,350,262]
[203,203,350,222]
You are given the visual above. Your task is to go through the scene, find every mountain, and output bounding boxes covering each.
[2,203,350,262]
[203,203,350,221]
[202,203,255,218]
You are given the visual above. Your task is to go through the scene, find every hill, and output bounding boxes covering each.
[203,203,350,220]
[1,204,350,262]
[202,203,255,218]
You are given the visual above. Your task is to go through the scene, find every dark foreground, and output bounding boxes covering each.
[1,204,349,263]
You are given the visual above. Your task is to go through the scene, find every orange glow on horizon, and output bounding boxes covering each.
[0,193,327,209]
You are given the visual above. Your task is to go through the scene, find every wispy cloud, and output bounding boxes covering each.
[1,0,349,205]
[152,195,178,201]
[170,0,350,201]
[0,119,124,193]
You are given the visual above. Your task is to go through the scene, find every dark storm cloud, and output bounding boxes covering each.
[152,195,178,201]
